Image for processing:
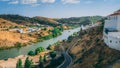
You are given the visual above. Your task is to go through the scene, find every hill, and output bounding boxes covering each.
[57,16,103,25]
[0,18,20,28]
[69,22,120,68]
[33,16,59,26]
[0,14,59,26]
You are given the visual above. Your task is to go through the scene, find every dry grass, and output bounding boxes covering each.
[70,26,120,68]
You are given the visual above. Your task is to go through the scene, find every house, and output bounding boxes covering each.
[103,10,120,50]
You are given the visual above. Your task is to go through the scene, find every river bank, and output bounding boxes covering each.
[0,26,74,50]
[0,28,80,68]
[0,27,80,60]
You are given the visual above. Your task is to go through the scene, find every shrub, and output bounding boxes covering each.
[24,57,33,68]
[35,47,45,55]
[28,51,35,56]
[50,51,56,59]
[16,59,22,68]
[15,42,22,48]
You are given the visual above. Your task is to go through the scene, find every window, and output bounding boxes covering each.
[110,40,112,43]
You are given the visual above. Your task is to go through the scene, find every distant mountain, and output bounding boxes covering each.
[56,16,103,25]
[0,14,103,27]
[0,14,59,26]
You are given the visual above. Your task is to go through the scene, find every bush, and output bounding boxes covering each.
[15,42,22,48]
[16,59,22,68]
[47,45,52,50]
[24,57,33,68]
[68,35,73,41]
[28,51,35,56]
[35,47,45,55]
[50,51,56,59]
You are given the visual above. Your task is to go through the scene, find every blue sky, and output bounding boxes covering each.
[0,0,120,18]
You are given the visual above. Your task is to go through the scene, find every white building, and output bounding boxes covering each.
[103,10,120,50]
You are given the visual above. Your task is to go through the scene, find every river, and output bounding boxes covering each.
[0,27,80,60]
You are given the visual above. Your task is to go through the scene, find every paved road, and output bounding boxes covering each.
[57,24,98,68]
[57,38,80,68]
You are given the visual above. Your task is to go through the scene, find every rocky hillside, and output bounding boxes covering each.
[70,24,120,68]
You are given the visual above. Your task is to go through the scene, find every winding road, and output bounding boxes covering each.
[57,38,80,68]
[57,24,97,68]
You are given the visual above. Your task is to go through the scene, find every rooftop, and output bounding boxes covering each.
[109,9,120,16]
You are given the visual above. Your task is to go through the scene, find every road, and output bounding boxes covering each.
[57,24,98,68]
[57,38,80,68]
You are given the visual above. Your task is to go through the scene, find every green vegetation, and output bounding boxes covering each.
[16,59,22,68]
[28,50,35,56]
[38,27,62,42]
[57,16,103,26]
[43,54,47,62]
[28,47,45,56]
[15,42,22,48]
[35,47,45,55]
[52,27,62,37]
[0,14,59,26]
[38,56,44,68]
[24,57,33,68]
[47,44,52,50]
[50,51,56,59]
[68,35,73,42]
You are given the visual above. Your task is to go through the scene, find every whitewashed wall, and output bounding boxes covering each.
[117,15,120,31]
[104,19,117,29]
[104,32,120,50]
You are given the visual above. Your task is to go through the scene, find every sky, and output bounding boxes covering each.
[0,0,120,18]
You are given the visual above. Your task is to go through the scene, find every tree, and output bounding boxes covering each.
[43,54,47,62]
[24,57,33,68]
[68,35,73,41]
[39,55,43,62]
[50,51,56,59]
[16,59,22,68]
[35,47,45,55]
[38,56,44,68]
[52,27,61,37]
[28,50,35,56]
[47,45,52,50]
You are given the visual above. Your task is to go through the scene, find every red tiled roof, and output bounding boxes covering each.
[109,10,120,16]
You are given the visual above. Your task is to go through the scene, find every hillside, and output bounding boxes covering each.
[57,16,103,25]
[0,14,59,26]
[0,18,20,28]
[33,16,59,26]
[69,24,120,68]
[0,31,36,48]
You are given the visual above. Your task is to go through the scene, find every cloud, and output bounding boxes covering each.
[21,0,37,4]
[40,0,55,3]
[62,0,80,4]
[8,0,19,4]
[31,3,40,7]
